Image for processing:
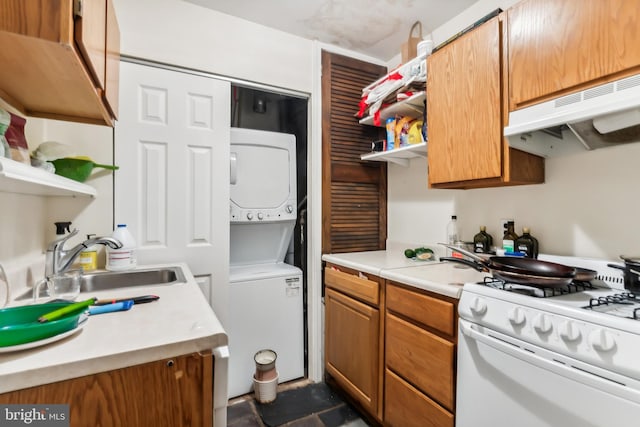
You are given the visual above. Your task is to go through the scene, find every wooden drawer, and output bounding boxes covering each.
[387,283,455,337]
[385,369,454,427]
[325,265,379,306]
[386,313,455,411]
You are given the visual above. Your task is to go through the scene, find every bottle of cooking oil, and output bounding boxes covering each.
[502,221,519,253]
[473,226,493,253]
[516,227,539,258]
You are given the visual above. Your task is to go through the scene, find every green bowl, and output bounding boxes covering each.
[0,302,87,347]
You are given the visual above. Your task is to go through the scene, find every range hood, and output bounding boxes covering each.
[504,73,640,157]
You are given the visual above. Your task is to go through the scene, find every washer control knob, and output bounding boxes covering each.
[533,313,553,334]
[246,212,253,220]
[559,321,581,342]
[469,297,487,316]
[588,329,616,352]
[257,212,264,220]
[508,307,526,326]
[286,205,294,213]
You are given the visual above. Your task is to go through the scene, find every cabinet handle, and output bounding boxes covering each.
[166,360,175,367]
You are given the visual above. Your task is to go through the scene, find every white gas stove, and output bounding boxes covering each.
[456,255,640,427]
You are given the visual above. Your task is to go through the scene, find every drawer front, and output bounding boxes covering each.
[386,313,455,411]
[325,266,379,306]
[385,369,454,427]
[387,283,455,336]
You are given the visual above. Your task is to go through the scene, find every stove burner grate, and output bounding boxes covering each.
[482,277,596,298]
[583,292,640,319]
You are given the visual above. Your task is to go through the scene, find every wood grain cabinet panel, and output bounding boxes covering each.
[325,265,380,305]
[427,17,502,185]
[325,287,380,417]
[508,0,640,109]
[0,353,213,427]
[385,369,454,427]
[0,0,119,126]
[386,313,455,412]
[427,15,544,189]
[386,283,455,337]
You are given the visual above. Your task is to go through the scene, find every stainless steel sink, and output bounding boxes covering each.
[15,266,186,301]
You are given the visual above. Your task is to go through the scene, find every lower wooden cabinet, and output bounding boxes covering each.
[323,265,459,426]
[324,263,383,420]
[0,352,213,427]
[384,282,458,426]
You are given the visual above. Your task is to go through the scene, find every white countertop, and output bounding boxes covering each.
[321,242,444,276]
[381,263,490,299]
[0,263,227,394]
[322,243,489,299]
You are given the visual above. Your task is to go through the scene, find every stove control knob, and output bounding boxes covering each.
[559,321,581,342]
[286,205,294,214]
[508,307,526,326]
[588,329,616,353]
[246,212,254,220]
[257,212,264,220]
[469,297,487,316]
[533,313,553,334]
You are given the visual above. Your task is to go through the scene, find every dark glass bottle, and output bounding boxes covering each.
[502,221,519,252]
[473,226,493,253]
[515,227,539,258]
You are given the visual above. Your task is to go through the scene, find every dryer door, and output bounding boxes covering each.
[230,128,297,222]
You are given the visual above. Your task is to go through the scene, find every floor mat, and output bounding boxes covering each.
[255,382,343,426]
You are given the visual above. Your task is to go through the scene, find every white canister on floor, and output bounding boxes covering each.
[106,224,137,271]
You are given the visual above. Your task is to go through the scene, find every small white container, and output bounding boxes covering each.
[417,39,434,57]
[253,372,278,403]
[106,224,137,271]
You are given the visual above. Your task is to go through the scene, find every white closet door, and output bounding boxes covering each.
[114,61,230,325]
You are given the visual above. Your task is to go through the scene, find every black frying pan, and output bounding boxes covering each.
[441,244,576,277]
[440,256,575,288]
[440,244,577,288]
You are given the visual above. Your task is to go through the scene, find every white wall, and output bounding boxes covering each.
[0,101,113,295]
[112,0,314,94]
[387,0,640,260]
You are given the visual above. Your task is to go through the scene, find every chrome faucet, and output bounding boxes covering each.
[45,228,122,277]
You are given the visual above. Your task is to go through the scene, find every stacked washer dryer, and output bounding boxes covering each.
[227,127,304,398]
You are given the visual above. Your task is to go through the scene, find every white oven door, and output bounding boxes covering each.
[457,319,640,427]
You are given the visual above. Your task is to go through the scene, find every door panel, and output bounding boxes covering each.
[115,61,230,323]
[321,51,387,254]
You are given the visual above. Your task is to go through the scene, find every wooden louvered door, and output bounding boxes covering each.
[321,51,387,254]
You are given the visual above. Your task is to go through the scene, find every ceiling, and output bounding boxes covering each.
[183,0,477,60]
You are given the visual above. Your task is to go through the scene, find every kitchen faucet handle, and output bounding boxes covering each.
[47,228,79,251]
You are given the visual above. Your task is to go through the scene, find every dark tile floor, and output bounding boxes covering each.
[227,381,370,427]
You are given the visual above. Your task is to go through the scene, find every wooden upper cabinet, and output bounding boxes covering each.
[508,0,640,109]
[427,17,502,186]
[0,0,119,126]
[427,15,544,189]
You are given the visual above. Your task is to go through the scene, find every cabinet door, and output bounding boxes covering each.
[75,0,107,90]
[0,353,213,427]
[427,18,502,185]
[508,0,640,109]
[325,288,379,415]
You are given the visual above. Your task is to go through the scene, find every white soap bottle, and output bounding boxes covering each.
[106,224,137,271]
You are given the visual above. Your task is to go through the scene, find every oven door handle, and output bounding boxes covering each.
[459,319,640,403]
